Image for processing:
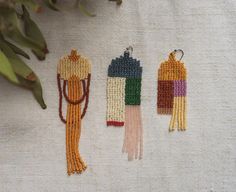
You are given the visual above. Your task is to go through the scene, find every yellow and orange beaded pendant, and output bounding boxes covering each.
[57,49,91,175]
[157,50,187,132]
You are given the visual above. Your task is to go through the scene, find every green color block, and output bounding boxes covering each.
[125,78,141,105]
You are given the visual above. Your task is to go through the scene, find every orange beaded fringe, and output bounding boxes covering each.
[65,76,87,175]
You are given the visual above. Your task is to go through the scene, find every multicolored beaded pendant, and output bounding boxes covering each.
[57,49,91,175]
[107,46,143,160]
[157,49,187,132]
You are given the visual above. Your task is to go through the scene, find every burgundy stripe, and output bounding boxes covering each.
[107,121,124,127]
[157,80,174,109]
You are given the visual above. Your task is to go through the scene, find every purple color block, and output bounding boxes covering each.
[174,80,186,96]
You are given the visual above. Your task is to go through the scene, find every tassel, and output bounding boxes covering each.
[107,46,143,160]
[122,106,143,160]
[157,50,187,131]
[57,49,91,175]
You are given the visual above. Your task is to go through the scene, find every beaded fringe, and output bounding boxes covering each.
[157,52,187,131]
[122,106,143,160]
[66,76,87,174]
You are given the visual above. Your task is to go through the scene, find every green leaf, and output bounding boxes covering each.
[4,40,30,59]
[0,7,45,60]
[15,0,42,13]
[17,75,47,109]
[0,36,46,109]
[43,0,59,11]
[0,50,19,84]
[0,35,36,81]
[21,5,48,60]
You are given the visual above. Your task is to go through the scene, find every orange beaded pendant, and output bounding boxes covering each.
[57,50,91,175]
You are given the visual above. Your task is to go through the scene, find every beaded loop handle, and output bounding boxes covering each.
[63,79,87,105]
[81,74,91,119]
[57,74,67,123]
[57,73,91,123]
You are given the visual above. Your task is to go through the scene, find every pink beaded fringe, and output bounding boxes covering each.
[122,105,143,160]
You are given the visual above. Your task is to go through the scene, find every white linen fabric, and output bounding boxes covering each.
[0,0,236,191]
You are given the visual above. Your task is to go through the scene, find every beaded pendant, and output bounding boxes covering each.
[107,47,143,160]
[57,49,91,175]
[157,50,187,131]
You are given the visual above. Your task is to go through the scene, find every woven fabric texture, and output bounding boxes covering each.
[0,0,236,191]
